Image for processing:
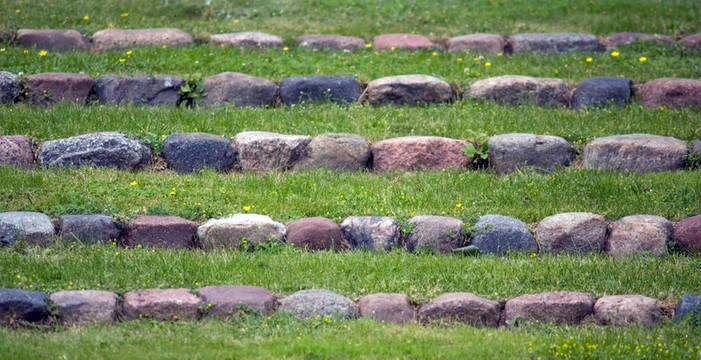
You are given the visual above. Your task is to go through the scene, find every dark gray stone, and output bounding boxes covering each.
[508,33,601,53]
[487,133,575,173]
[294,133,371,171]
[583,134,688,172]
[0,211,54,246]
[278,289,359,319]
[17,29,89,51]
[59,214,121,243]
[340,216,400,251]
[571,77,633,109]
[94,74,185,106]
[37,132,152,170]
[0,289,50,325]
[674,294,701,322]
[279,76,361,105]
[469,215,537,256]
[0,71,21,103]
[162,133,236,173]
[403,215,465,254]
[201,72,277,107]
[234,131,311,171]
[197,285,275,317]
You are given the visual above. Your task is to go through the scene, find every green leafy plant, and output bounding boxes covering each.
[178,76,207,107]
[505,315,527,327]
[462,130,489,164]
[683,149,701,170]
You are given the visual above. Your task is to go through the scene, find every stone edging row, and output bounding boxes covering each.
[1,287,700,329]
[2,210,700,257]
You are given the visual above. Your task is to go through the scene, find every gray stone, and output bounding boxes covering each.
[196,214,286,249]
[606,215,671,257]
[403,215,465,254]
[296,35,365,50]
[503,291,595,325]
[371,136,472,172]
[583,134,688,172]
[365,75,452,105]
[17,29,89,51]
[358,293,414,323]
[639,78,701,109]
[278,289,359,319]
[201,72,277,108]
[693,140,701,154]
[465,75,569,107]
[417,292,500,326]
[469,215,537,256]
[672,215,701,254]
[681,33,701,51]
[571,77,633,109]
[25,72,93,105]
[49,290,118,326]
[37,132,152,170]
[279,76,361,105]
[594,295,662,326]
[674,294,701,322]
[294,133,371,171]
[340,216,400,251]
[197,285,275,317]
[446,33,506,53]
[123,215,198,249]
[605,32,671,50]
[122,288,201,321]
[0,211,54,246]
[210,32,283,48]
[94,74,185,106]
[59,214,122,243]
[508,33,601,53]
[0,71,21,103]
[487,133,575,173]
[0,135,34,168]
[92,28,194,51]
[536,212,607,254]
[0,289,50,325]
[373,34,435,51]
[234,131,311,171]
[162,132,236,173]
[286,217,348,251]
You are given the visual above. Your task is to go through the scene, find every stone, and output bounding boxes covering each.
[639,78,701,108]
[582,134,688,172]
[0,135,34,168]
[487,133,575,173]
[210,32,282,48]
[25,72,93,105]
[594,295,662,326]
[92,28,194,51]
[503,291,594,325]
[197,285,275,317]
[234,131,312,171]
[571,77,633,109]
[122,288,201,321]
[373,34,435,51]
[605,32,671,49]
[446,33,506,53]
[672,215,701,253]
[606,215,672,257]
[365,75,452,106]
[59,214,122,243]
[536,212,607,254]
[201,72,277,107]
[0,289,49,325]
[0,71,21,103]
[286,217,348,251]
[681,33,701,51]
[294,133,371,171]
[358,293,414,323]
[469,215,537,256]
[123,215,198,248]
[340,216,400,251]
[279,75,361,105]
[674,294,701,322]
[93,74,185,106]
[277,289,359,319]
[508,33,601,53]
[0,211,54,246]
[162,132,236,173]
[49,290,118,326]
[693,140,701,154]
[17,29,89,51]
[417,292,500,326]
[465,75,569,107]
[371,136,472,172]
[37,132,152,170]
[196,214,286,249]
[403,215,465,254]
[296,35,365,50]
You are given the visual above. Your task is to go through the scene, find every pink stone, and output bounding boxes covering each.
[358,293,414,323]
[504,291,594,325]
[296,35,366,50]
[681,33,701,51]
[25,73,93,105]
[49,290,117,326]
[639,78,701,108]
[673,215,701,254]
[122,288,201,321]
[446,33,505,53]
[594,295,662,326]
[92,28,193,51]
[286,217,348,251]
[417,292,500,326]
[197,285,275,317]
[17,29,89,51]
[373,33,434,51]
[606,215,671,257]
[372,136,471,172]
[123,215,198,248]
[0,135,33,168]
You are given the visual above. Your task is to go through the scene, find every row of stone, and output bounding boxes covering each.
[2,210,700,257]
[2,287,700,328]
[2,131,698,174]
[11,28,701,53]
[2,70,701,110]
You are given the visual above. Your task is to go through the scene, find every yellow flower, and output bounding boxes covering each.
[365,43,372,49]
[497,52,503,56]
[390,47,395,51]
[485,62,491,67]
[126,51,132,55]
[16,9,20,13]
[130,181,137,186]
[586,57,592,62]
[473,57,479,61]
[220,43,225,48]
[83,15,89,20]
[638,57,647,62]
[283,47,289,51]
[243,205,251,211]
[432,52,437,56]
[233,19,239,23]
[0,48,5,52]
[457,58,462,62]
[610,51,620,57]
[121,13,129,17]
[23,50,28,54]
[119,58,126,63]
[456,203,462,208]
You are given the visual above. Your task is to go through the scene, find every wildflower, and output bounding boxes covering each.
[457,58,462,62]
[586,57,592,62]
[0,49,5,52]
[119,58,126,63]
[283,47,289,51]
[83,15,89,20]
[639,56,647,62]
[456,203,462,208]
[121,13,129,17]
[130,181,137,186]
[365,43,372,49]
[243,205,251,211]
[432,52,437,56]
[126,51,132,55]
[220,43,225,48]
[390,47,395,51]
[233,19,239,23]
[473,57,479,61]
[16,9,20,13]
[23,50,28,54]
[497,52,502,56]
[610,51,620,57]
[485,62,491,67]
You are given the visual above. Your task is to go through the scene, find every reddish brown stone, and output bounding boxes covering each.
[446,33,505,53]
[417,292,500,326]
[286,217,348,251]
[49,290,117,326]
[358,293,414,323]
[92,28,194,51]
[122,288,201,321]
[681,33,701,51]
[503,291,594,325]
[197,285,274,317]
[297,35,366,50]
[17,29,89,51]
[594,295,662,326]
[605,32,671,50]
[373,33,434,51]
[0,135,33,168]
[123,215,198,248]
[606,215,671,257]
[25,73,92,105]
[639,78,701,108]
[372,136,472,172]
[673,215,701,254]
